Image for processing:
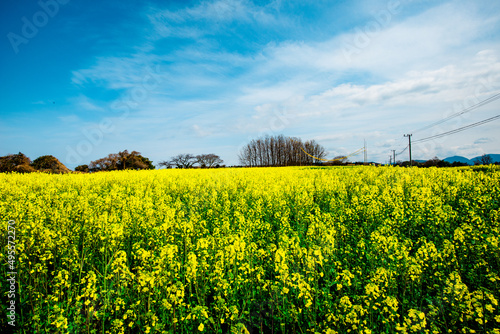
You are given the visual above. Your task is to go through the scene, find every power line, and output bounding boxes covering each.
[364,139,367,164]
[341,92,500,162]
[413,92,500,133]
[396,144,409,156]
[393,136,407,150]
[413,113,500,144]
[299,145,365,162]
[386,91,500,161]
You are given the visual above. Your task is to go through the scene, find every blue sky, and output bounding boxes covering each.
[1,0,500,168]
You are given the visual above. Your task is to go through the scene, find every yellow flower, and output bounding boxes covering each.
[198,323,204,331]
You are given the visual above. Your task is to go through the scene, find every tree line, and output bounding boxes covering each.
[80,151,225,171]
[3,140,495,174]
[393,154,497,167]
[75,150,155,172]
[0,150,226,174]
[0,153,70,173]
[158,153,224,169]
[238,135,327,167]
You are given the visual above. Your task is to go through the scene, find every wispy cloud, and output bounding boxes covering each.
[71,54,162,90]
[70,95,106,112]
[147,0,285,40]
[474,137,493,145]
[4,0,499,168]
[58,115,80,123]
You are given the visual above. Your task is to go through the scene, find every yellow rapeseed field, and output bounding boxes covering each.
[1,166,499,333]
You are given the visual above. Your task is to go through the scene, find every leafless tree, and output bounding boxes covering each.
[238,135,327,167]
[480,154,493,165]
[304,139,327,164]
[157,160,173,169]
[196,154,223,168]
[169,153,196,169]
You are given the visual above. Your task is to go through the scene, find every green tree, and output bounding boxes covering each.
[89,150,155,172]
[75,165,89,173]
[0,152,34,173]
[31,155,70,173]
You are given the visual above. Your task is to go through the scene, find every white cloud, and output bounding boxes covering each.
[256,1,498,81]
[147,0,282,39]
[71,54,163,90]
[69,95,106,112]
[58,115,80,123]
[63,0,500,166]
[474,137,493,144]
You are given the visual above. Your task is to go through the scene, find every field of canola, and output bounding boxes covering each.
[1,166,500,333]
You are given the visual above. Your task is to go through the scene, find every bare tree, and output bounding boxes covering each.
[423,156,441,167]
[169,154,196,169]
[238,135,328,167]
[196,154,223,168]
[238,146,252,167]
[157,160,173,169]
[480,154,493,165]
[305,140,327,164]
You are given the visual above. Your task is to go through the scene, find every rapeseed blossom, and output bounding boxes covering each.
[0,166,499,332]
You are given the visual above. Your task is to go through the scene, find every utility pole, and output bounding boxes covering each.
[404,134,412,166]
[391,150,396,165]
[389,155,392,165]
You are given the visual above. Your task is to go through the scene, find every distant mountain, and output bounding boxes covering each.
[471,154,500,164]
[371,154,499,165]
[443,154,500,165]
[444,156,473,165]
